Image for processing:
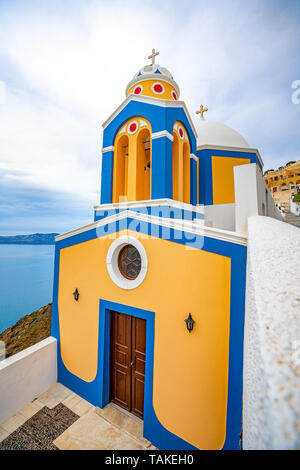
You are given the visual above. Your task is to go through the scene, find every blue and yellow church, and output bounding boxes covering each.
[51,50,264,450]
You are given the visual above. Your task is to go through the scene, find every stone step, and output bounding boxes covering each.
[94,404,155,448]
[283,212,300,228]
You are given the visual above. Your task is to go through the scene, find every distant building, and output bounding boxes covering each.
[264,160,300,211]
[290,196,300,216]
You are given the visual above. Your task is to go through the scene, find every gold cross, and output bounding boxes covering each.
[148,48,159,65]
[196,105,208,119]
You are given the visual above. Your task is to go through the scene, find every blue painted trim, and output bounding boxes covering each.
[190,158,197,205]
[151,136,173,199]
[103,100,197,153]
[198,149,213,205]
[100,150,114,204]
[197,148,261,205]
[51,215,246,450]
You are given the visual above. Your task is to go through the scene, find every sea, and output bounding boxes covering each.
[0,245,55,334]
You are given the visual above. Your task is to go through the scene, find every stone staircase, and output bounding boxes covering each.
[283,211,300,228]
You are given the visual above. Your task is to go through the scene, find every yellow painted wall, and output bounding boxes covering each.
[212,156,251,204]
[57,229,231,450]
[128,79,178,101]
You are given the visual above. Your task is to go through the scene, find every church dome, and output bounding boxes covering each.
[196,118,250,149]
[126,63,180,101]
[133,64,174,80]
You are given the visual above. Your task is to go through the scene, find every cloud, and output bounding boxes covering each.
[0,169,92,235]
[0,0,299,233]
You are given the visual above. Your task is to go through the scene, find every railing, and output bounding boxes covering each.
[243,216,300,449]
[0,337,57,424]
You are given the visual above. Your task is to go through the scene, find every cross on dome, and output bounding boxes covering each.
[196,105,208,119]
[125,51,180,100]
[148,48,159,65]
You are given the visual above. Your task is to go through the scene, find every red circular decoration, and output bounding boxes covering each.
[171,90,177,100]
[134,86,142,95]
[153,83,163,93]
[129,122,137,133]
[179,127,184,138]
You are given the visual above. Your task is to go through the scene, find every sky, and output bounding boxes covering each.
[0,0,299,235]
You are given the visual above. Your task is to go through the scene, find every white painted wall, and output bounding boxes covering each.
[243,216,300,449]
[0,337,57,424]
[204,203,235,231]
[290,198,300,216]
[234,163,281,234]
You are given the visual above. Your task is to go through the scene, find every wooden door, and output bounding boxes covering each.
[131,316,146,419]
[110,311,132,411]
[110,311,146,419]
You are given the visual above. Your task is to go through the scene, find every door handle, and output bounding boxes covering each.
[130,361,133,367]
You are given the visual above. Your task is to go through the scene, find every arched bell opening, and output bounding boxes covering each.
[172,133,180,201]
[113,134,129,203]
[112,118,152,203]
[172,122,191,203]
[136,128,151,201]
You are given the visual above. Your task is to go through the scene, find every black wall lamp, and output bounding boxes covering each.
[73,288,79,301]
[185,313,195,333]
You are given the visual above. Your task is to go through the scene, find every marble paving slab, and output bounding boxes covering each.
[53,411,146,450]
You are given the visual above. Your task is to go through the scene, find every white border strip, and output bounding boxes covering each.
[196,144,264,167]
[55,209,247,246]
[94,198,204,215]
[151,130,174,142]
[102,146,114,153]
[190,154,198,161]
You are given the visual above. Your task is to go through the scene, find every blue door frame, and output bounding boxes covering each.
[98,300,154,423]
[98,299,197,450]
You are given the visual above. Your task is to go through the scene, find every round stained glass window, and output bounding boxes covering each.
[118,244,142,280]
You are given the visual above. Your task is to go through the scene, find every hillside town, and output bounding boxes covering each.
[264,159,300,227]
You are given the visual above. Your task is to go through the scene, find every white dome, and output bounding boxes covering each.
[133,64,174,80]
[196,119,250,149]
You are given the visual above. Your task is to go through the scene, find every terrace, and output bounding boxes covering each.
[0,381,156,450]
[0,339,156,450]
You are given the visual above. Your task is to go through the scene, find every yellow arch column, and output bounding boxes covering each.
[183,142,190,203]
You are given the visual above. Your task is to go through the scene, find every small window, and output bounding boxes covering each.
[118,245,142,280]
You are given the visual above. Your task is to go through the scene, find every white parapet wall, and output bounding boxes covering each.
[234,163,281,234]
[243,216,300,449]
[204,203,235,231]
[0,337,57,424]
